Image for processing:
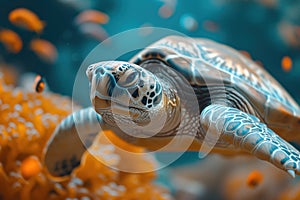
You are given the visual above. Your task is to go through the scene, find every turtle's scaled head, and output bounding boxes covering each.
[86,61,164,125]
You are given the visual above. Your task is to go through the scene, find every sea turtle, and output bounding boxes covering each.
[44,35,300,178]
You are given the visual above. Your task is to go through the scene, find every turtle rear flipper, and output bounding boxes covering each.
[200,104,300,178]
[43,107,102,179]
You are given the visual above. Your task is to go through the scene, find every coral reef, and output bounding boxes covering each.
[170,154,300,200]
[0,71,170,200]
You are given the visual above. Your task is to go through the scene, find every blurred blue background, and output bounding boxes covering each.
[1,1,300,198]
[1,0,300,102]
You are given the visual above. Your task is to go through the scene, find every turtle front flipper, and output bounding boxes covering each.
[200,104,300,178]
[43,107,103,179]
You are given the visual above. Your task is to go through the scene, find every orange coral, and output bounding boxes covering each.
[20,156,42,179]
[0,29,23,53]
[279,182,300,200]
[72,131,169,199]
[0,72,170,199]
[0,63,18,86]
[9,8,45,34]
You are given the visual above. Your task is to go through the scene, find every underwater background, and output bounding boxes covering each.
[1,0,300,199]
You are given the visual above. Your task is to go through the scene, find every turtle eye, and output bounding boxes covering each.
[117,68,139,88]
[153,93,162,105]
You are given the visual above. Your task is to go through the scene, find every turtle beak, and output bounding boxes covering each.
[87,63,127,112]
[86,63,97,81]
[87,63,115,101]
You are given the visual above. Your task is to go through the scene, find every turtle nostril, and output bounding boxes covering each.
[86,65,95,80]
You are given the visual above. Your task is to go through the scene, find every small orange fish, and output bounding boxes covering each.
[34,75,45,93]
[255,60,264,67]
[239,50,251,59]
[278,21,300,48]
[246,170,263,188]
[30,39,57,63]
[281,56,292,72]
[78,23,109,42]
[256,0,277,8]
[158,4,174,19]
[74,9,109,25]
[202,20,219,32]
[20,156,42,179]
[0,29,22,53]
[9,8,45,33]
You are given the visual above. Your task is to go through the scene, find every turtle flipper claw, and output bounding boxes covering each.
[200,104,300,177]
[287,169,296,178]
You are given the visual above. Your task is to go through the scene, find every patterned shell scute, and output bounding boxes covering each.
[135,35,299,113]
[158,38,199,59]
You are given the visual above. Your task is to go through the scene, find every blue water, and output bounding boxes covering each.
[1,0,299,102]
[1,0,300,194]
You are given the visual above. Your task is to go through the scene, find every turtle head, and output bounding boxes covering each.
[86,61,164,126]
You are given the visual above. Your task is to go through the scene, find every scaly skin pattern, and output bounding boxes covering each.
[200,104,300,177]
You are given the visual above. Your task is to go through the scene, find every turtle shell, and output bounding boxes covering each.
[129,36,300,140]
